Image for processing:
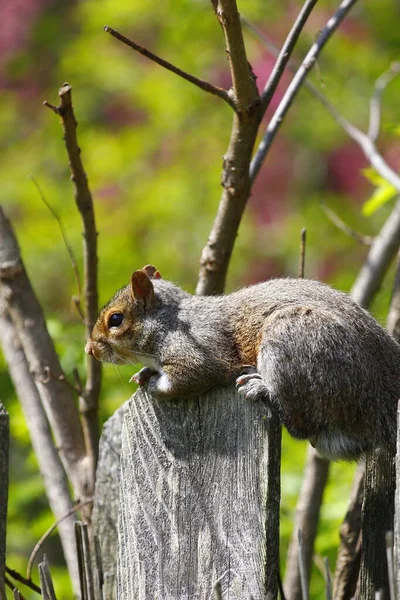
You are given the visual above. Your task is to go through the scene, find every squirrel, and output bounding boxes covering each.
[85,264,400,461]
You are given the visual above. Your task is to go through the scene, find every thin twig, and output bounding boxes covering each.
[6,567,40,594]
[27,499,92,580]
[44,83,101,475]
[324,557,333,600]
[260,0,319,113]
[321,203,373,246]
[247,19,400,194]
[104,26,235,110]
[385,531,396,600]
[298,530,310,600]
[30,177,84,320]
[298,228,307,278]
[368,62,400,143]
[250,0,358,183]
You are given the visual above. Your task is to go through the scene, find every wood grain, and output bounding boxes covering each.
[117,386,281,599]
[92,404,125,599]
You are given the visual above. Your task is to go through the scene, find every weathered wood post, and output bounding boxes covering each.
[0,402,9,600]
[92,404,125,599]
[113,386,281,600]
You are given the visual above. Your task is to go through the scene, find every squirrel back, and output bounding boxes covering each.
[86,266,400,460]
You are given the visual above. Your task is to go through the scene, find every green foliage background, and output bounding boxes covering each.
[2,0,400,597]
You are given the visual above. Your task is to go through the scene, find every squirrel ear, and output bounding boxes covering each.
[131,270,155,308]
[141,264,162,279]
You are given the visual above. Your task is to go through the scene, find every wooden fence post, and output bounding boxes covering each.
[0,402,9,600]
[92,404,125,599]
[116,386,281,600]
[359,448,396,599]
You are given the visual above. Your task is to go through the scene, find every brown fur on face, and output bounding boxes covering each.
[87,286,145,365]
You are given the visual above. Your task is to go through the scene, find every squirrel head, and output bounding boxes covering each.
[85,265,162,364]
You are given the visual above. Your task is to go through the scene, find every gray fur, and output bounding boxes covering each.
[97,277,400,460]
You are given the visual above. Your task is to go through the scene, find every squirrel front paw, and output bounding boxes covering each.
[129,366,157,386]
[236,372,269,403]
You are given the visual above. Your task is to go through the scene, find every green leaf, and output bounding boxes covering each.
[362,182,397,216]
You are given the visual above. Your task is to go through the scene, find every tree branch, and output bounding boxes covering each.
[260,0,319,114]
[0,207,90,502]
[196,0,262,295]
[283,447,330,599]
[250,0,358,183]
[368,62,400,143]
[0,303,81,596]
[44,83,101,471]
[247,22,400,195]
[30,177,84,321]
[103,26,235,110]
[27,500,92,581]
[320,203,373,246]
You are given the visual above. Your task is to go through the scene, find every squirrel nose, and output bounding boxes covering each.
[85,340,94,356]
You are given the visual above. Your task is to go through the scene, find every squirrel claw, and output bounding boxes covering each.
[236,372,262,387]
[129,366,155,386]
[236,372,269,404]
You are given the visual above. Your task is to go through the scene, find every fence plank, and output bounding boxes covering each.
[0,403,9,600]
[92,404,125,600]
[117,386,281,600]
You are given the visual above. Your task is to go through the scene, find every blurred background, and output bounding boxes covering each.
[1,0,400,597]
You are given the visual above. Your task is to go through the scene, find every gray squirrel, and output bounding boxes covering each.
[85,264,400,461]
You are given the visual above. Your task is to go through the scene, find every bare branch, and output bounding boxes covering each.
[104,26,235,109]
[5,568,41,595]
[351,197,400,307]
[30,177,84,320]
[44,83,101,470]
[0,207,90,500]
[0,304,80,595]
[387,250,400,338]
[297,530,310,600]
[368,62,400,143]
[211,0,260,113]
[260,0,319,113]
[320,203,373,246]
[250,0,358,183]
[283,447,329,600]
[298,228,307,278]
[247,21,400,195]
[196,0,261,294]
[27,500,92,581]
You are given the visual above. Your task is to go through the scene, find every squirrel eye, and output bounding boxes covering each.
[108,313,124,328]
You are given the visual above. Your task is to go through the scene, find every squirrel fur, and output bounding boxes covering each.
[85,264,400,461]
